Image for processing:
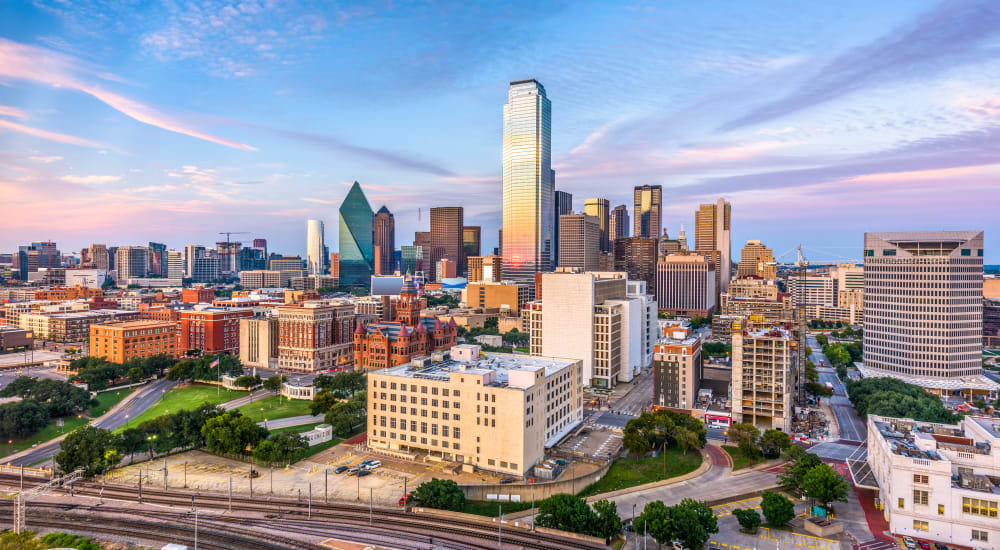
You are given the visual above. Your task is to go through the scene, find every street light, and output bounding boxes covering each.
[146,434,157,459]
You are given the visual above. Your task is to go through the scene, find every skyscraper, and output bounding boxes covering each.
[613,237,658,298]
[862,231,986,383]
[695,198,732,291]
[502,79,553,282]
[430,206,464,281]
[552,190,573,266]
[399,245,423,276]
[252,238,267,258]
[185,245,205,278]
[633,185,662,239]
[215,241,242,275]
[373,206,395,276]
[463,226,481,269]
[414,231,432,275]
[147,242,167,277]
[609,204,629,245]
[338,181,374,286]
[306,219,326,276]
[558,213,601,271]
[88,244,109,271]
[115,246,148,281]
[583,198,610,253]
[737,240,776,279]
[167,249,185,279]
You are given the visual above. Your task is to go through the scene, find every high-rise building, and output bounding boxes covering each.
[90,320,177,363]
[677,222,688,250]
[731,324,795,432]
[786,275,836,307]
[306,219,326,276]
[115,246,148,281]
[436,258,457,280]
[737,240,776,279]
[252,238,267,257]
[609,204,629,245]
[239,315,279,369]
[429,207,464,281]
[502,79,553,282]
[862,231,988,386]
[178,308,253,355]
[655,256,716,316]
[694,198,732,291]
[399,245,423,276]
[216,241,242,275]
[277,301,356,372]
[192,257,220,282]
[330,253,339,278]
[552,190,573,266]
[986,299,1000,348]
[464,280,532,314]
[414,232,432,275]
[633,185,662,239]
[462,226,481,269]
[583,198,610,253]
[88,244,110,271]
[184,245,206,278]
[147,242,167,277]
[166,249,185,279]
[467,255,503,283]
[613,237,658,298]
[653,332,702,410]
[834,264,864,308]
[558,213,601,271]
[373,206,395,276]
[339,181,375,286]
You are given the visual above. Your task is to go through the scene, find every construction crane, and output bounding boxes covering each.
[218,231,251,245]
[14,468,85,533]
[795,245,808,406]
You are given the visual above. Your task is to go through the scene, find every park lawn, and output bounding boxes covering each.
[115,383,249,432]
[266,422,342,462]
[89,387,138,417]
[0,415,89,458]
[238,395,313,422]
[577,444,702,498]
[722,446,753,470]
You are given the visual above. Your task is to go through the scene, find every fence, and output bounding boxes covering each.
[0,464,52,478]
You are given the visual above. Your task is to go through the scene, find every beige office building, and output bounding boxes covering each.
[786,275,836,307]
[729,277,780,299]
[463,281,532,314]
[115,246,148,281]
[732,324,795,432]
[694,198,731,292]
[737,240,776,280]
[87,244,110,270]
[467,255,503,283]
[655,255,716,316]
[367,344,583,476]
[558,213,601,271]
[239,315,279,369]
[240,270,290,288]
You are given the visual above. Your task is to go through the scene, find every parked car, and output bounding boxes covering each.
[334,466,348,474]
[369,460,382,468]
[248,470,260,479]
[902,537,916,549]
[357,469,372,477]
[499,477,517,484]
[917,541,931,550]
[347,467,360,476]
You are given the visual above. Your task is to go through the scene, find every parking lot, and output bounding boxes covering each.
[557,426,623,460]
[707,497,844,550]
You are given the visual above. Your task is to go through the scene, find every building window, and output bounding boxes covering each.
[913,474,928,484]
[938,504,944,515]
[913,490,928,506]
[963,497,998,517]
[912,520,928,532]
[961,248,971,256]
[898,498,905,509]
[973,530,988,542]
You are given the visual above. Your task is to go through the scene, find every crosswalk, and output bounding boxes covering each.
[854,540,895,550]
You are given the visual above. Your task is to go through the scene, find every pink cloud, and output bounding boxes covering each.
[0,38,256,152]
[0,118,103,148]
[0,105,27,119]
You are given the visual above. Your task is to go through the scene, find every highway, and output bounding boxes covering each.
[6,377,178,467]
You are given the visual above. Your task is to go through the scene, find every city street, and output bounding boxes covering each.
[0,365,67,390]
[809,335,866,443]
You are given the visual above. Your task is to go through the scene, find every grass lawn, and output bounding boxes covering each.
[115,384,248,432]
[722,446,753,470]
[267,422,342,462]
[0,415,89,458]
[462,499,533,517]
[89,388,137,417]
[577,444,702,498]
[238,395,313,422]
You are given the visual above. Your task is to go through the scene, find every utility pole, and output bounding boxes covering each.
[309,482,312,519]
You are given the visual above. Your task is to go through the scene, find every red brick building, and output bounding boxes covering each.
[182,287,215,304]
[353,276,457,371]
[177,308,253,354]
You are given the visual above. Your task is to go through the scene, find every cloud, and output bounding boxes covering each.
[27,155,63,163]
[59,174,122,184]
[0,105,27,119]
[0,37,256,151]
[720,0,1000,130]
[301,197,337,205]
[0,118,103,148]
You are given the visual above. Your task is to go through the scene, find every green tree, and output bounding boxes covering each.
[778,447,822,493]
[324,391,367,436]
[410,478,466,512]
[634,500,672,547]
[0,531,43,550]
[815,334,828,346]
[253,431,308,464]
[728,422,761,463]
[55,426,118,475]
[674,426,701,455]
[263,375,284,393]
[760,429,791,459]
[805,381,834,399]
[201,413,267,455]
[591,499,622,539]
[733,508,761,534]
[0,400,50,438]
[622,430,652,456]
[537,493,596,535]
[233,375,261,390]
[310,391,340,416]
[760,491,795,527]
[127,367,145,384]
[669,498,718,550]
[801,463,849,512]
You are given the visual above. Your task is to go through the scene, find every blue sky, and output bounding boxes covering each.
[1,0,999,263]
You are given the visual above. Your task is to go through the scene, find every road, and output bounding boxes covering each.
[221,389,276,410]
[259,414,323,430]
[610,367,654,415]
[0,365,67,390]
[6,377,178,467]
[809,335,866,443]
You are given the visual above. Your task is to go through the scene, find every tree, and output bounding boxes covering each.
[846,377,955,424]
[801,464,849,512]
[674,427,700,455]
[55,426,118,475]
[410,478,466,512]
[537,493,596,535]
[760,429,791,459]
[253,431,308,465]
[634,500,672,546]
[233,375,261,390]
[263,375,284,393]
[623,430,652,456]
[0,400,50,438]
[201,413,267,455]
[668,498,718,550]
[590,499,622,539]
[114,427,147,462]
[760,491,795,526]
[805,381,833,400]
[127,367,145,384]
[778,447,822,493]
[324,391,367,436]
[733,508,761,534]
[815,334,828,346]
[728,423,761,463]
[310,391,340,416]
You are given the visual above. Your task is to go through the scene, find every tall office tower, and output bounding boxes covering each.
[28,241,60,268]
[786,275,836,307]
[694,198,732,291]
[147,242,167,277]
[372,206,395,276]
[552,190,573,265]
[414,232,432,274]
[215,241,242,274]
[467,255,503,283]
[306,219,326,276]
[184,245,205,278]
[834,264,864,308]
[731,324,795,432]
[115,246,148,281]
[88,244,110,271]
[677,222,688,250]
[613,237,658,299]
[609,204,629,245]
[862,231,986,384]
[166,249,185,279]
[338,181,375,286]
[329,253,339,278]
[558,213,601,271]
[430,206,464,281]
[656,256,717,317]
[633,185,662,239]
[737,239,776,279]
[502,79,553,281]
[239,246,266,271]
[399,245,423,276]
[252,238,267,258]
[462,226,481,268]
[583,198,610,253]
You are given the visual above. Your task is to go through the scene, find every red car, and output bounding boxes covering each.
[398,493,412,506]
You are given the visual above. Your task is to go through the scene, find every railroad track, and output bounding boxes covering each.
[0,473,607,550]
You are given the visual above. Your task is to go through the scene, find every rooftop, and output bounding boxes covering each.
[745,326,792,339]
[857,363,1000,391]
[377,349,574,387]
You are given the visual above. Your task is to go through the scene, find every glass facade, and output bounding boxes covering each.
[502,79,553,282]
[633,185,662,239]
[338,181,374,286]
[306,219,325,276]
[399,245,423,276]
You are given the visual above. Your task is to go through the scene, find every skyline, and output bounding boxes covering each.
[2,1,1000,262]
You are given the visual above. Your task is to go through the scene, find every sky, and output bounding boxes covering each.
[1,0,999,264]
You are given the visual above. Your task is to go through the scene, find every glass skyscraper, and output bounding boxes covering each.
[306,219,325,275]
[633,184,662,239]
[502,79,553,282]
[338,181,374,286]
